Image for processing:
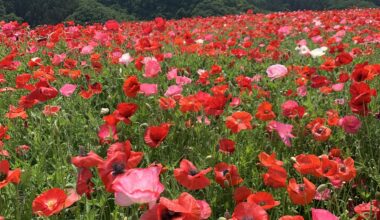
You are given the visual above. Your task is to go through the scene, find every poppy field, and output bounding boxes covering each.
[0,8,380,220]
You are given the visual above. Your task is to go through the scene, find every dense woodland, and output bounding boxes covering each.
[1,0,380,26]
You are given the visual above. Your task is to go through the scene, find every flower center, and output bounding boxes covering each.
[112,163,125,176]
[162,210,181,220]
[299,185,305,192]
[0,172,6,181]
[189,169,198,176]
[222,169,229,176]
[259,201,266,206]
[46,199,57,210]
[340,166,347,172]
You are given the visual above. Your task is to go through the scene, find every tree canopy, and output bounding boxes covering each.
[0,0,379,26]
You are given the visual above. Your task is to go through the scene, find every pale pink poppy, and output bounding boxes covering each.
[112,167,164,207]
[332,83,344,92]
[339,115,361,134]
[297,39,307,46]
[312,35,324,44]
[119,53,134,66]
[167,68,178,80]
[164,53,172,59]
[334,99,345,105]
[80,45,94,55]
[164,85,182,97]
[139,83,158,96]
[278,26,292,36]
[311,208,339,220]
[267,121,295,147]
[143,59,161,78]
[175,76,192,86]
[266,64,288,80]
[281,100,301,118]
[60,84,77,97]
[297,86,307,97]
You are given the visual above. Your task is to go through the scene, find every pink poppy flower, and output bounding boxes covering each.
[311,208,339,220]
[312,35,324,44]
[139,83,158,96]
[143,59,161,78]
[267,64,288,80]
[267,121,295,147]
[98,124,118,144]
[314,188,331,201]
[81,45,94,55]
[164,85,182,97]
[167,68,178,80]
[176,76,192,86]
[230,97,241,107]
[60,84,77,97]
[332,83,344,92]
[52,53,66,66]
[339,115,361,134]
[112,167,164,207]
[297,86,307,97]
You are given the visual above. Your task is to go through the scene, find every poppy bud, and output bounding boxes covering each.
[224,210,231,219]
[218,218,227,220]
[100,108,109,115]
[317,184,328,192]
[224,179,230,187]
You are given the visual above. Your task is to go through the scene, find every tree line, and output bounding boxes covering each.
[1,0,379,26]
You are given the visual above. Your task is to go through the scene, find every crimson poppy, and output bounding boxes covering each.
[123,75,140,98]
[279,216,304,220]
[218,139,236,154]
[174,159,212,190]
[287,177,316,205]
[144,123,171,148]
[214,162,243,187]
[76,168,94,198]
[233,186,252,203]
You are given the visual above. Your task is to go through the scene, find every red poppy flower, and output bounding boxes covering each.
[141,192,211,220]
[76,168,94,198]
[293,154,321,177]
[234,186,252,203]
[0,160,21,189]
[179,95,202,113]
[159,97,176,110]
[97,141,143,192]
[42,105,61,116]
[263,165,287,188]
[109,102,138,125]
[226,111,252,133]
[354,200,380,220]
[287,177,316,205]
[218,138,235,154]
[203,95,227,116]
[247,192,280,210]
[258,152,284,168]
[123,75,140,98]
[71,151,103,168]
[214,162,243,187]
[337,157,356,182]
[335,52,353,66]
[311,123,332,142]
[316,156,338,177]
[255,101,276,121]
[144,123,171,148]
[231,202,269,220]
[174,159,211,190]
